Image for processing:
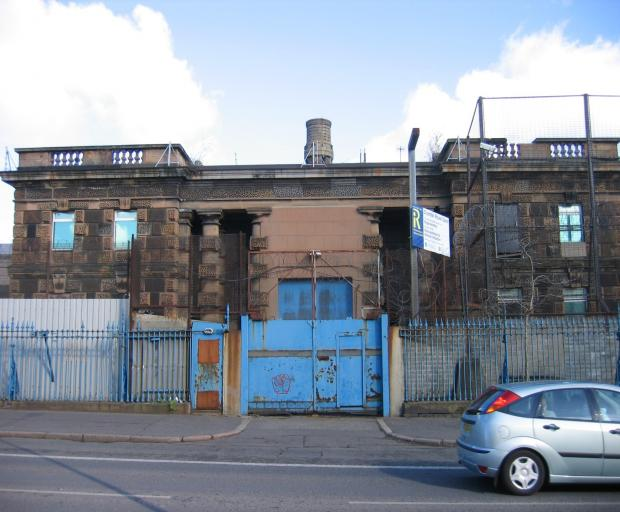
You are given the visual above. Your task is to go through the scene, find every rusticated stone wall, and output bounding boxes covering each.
[8,178,191,320]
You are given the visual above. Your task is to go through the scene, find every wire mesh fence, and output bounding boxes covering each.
[465,94,620,160]
[402,314,620,402]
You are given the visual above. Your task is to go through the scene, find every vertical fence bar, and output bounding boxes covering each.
[403,328,410,401]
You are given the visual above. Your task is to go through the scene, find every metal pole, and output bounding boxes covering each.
[408,128,420,320]
[464,136,472,318]
[583,94,606,312]
[377,249,381,310]
[615,304,620,386]
[478,97,493,303]
[311,251,317,321]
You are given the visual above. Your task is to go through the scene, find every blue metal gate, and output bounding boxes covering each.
[241,316,389,415]
[190,319,228,410]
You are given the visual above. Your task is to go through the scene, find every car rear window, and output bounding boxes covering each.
[466,387,503,414]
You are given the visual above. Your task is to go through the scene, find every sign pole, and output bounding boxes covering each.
[408,128,420,321]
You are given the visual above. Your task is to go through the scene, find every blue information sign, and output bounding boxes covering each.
[411,206,451,257]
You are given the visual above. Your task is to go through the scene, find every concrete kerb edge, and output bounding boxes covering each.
[376,418,457,448]
[0,416,252,444]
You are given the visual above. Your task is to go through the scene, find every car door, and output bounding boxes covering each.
[533,388,603,477]
[591,388,620,477]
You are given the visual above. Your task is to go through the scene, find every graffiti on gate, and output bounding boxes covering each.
[272,374,294,394]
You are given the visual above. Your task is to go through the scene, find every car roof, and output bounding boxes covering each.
[495,381,620,396]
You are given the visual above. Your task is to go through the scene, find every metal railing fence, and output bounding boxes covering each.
[402,315,620,402]
[0,321,191,403]
[125,329,190,403]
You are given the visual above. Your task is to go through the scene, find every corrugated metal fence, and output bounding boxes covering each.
[402,315,620,402]
[0,321,190,403]
[0,299,129,330]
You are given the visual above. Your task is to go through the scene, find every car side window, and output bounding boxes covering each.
[592,389,620,422]
[537,389,593,421]
[504,393,538,417]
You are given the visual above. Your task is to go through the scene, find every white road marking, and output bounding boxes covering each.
[0,452,461,471]
[0,488,171,499]
[349,502,617,507]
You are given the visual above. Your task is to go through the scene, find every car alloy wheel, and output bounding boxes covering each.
[501,450,545,496]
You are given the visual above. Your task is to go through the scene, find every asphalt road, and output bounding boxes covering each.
[0,416,618,511]
[0,448,619,512]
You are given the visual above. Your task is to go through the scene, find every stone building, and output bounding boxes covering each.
[1,120,619,325]
[443,137,620,317]
[0,244,11,298]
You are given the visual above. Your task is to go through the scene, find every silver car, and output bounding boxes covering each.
[457,381,620,495]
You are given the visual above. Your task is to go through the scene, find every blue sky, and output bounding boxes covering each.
[85,0,620,162]
[1,0,619,242]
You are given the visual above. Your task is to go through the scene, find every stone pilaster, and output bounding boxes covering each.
[247,208,272,319]
[197,209,223,321]
[357,206,384,316]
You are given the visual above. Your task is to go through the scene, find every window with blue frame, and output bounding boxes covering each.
[558,204,583,243]
[114,211,137,250]
[278,279,353,320]
[52,212,75,250]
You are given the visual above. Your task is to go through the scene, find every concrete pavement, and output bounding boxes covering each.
[378,416,459,447]
[0,408,250,443]
[0,407,461,446]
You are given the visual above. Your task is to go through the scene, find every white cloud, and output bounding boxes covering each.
[0,0,219,243]
[366,26,620,162]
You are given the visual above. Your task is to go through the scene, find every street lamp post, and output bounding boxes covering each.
[408,128,420,320]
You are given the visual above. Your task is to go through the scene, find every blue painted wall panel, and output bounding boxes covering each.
[316,281,352,320]
[249,357,313,406]
[249,320,313,351]
[338,334,364,407]
[278,281,312,320]
[315,355,337,405]
[278,280,352,320]
[367,355,383,403]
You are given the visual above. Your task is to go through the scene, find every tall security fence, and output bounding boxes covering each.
[454,94,620,318]
[402,315,620,402]
[0,321,190,403]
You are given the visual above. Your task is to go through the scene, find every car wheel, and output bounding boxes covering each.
[500,450,545,496]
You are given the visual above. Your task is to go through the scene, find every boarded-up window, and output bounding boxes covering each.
[278,279,352,320]
[495,203,520,257]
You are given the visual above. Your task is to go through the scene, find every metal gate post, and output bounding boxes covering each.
[381,314,390,417]
[311,319,317,412]
[240,314,249,415]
